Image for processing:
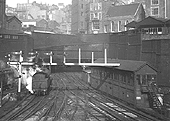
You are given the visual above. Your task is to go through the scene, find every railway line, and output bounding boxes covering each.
[0,71,166,121]
[60,72,163,121]
[0,73,67,121]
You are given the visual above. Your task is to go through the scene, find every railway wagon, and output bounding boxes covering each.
[83,59,159,109]
[32,71,52,95]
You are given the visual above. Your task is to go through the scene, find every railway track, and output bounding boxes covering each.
[0,73,67,121]
[58,72,117,120]
[60,72,163,121]
[0,71,165,121]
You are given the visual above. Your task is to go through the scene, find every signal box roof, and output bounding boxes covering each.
[126,16,170,28]
[94,58,157,74]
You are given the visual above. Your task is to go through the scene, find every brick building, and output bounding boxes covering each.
[71,0,88,34]
[0,0,6,29]
[105,3,145,33]
[0,0,22,33]
[134,0,170,19]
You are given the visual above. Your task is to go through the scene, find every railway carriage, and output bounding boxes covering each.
[83,59,159,109]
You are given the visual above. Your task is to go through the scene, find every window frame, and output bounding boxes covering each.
[118,21,121,32]
[104,25,108,33]
[151,0,159,5]
[151,6,159,16]
[111,21,115,32]
[92,21,100,30]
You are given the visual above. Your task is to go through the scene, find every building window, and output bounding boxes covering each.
[94,3,98,10]
[90,3,93,11]
[104,25,108,33]
[98,12,102,20]
[151,0,159,5]
[151,7,159,16]
[125,20,128,31]
[98,2,102,10]
[81,21,84,28]
[111,21,114,32]
[81,12,84,16]
[92,21,99,30]
[94,13,98,19]
[118,21,121,32]
[42,15,45,18]
[90,13,94,20]
[13,36,18,39]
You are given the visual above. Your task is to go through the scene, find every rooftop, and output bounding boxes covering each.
[107,3,140,17]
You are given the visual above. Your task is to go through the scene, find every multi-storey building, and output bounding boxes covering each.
[16,2,48,20]
[105,3,145,33]
[0,0,22,32]
[87,0,130,34]
[71,0,88,34]
[134,0,170,19]
[16,3,32,19]
[0,0,6,29]
[61,4,72,34]
[6,5,17,16]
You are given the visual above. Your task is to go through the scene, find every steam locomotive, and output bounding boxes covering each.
[32,70,52,95]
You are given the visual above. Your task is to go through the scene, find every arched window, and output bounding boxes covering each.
[111,21,114,32]
[125,20,129,31]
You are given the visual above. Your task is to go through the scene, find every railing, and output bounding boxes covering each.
[147,82,163,109]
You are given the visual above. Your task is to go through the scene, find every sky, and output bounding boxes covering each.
[6,0,72,8]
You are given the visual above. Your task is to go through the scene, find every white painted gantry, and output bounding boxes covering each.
[7,49,120,93]
[64,48,120,66]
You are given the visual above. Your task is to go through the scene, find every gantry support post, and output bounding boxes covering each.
[91,52,94,64]
[79,48,81,64]
[0,76,3,107]
[104,48,107,64]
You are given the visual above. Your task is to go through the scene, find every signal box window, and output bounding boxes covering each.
[114,72,119,81]
[137,75,141,85]
[142,75,147,85]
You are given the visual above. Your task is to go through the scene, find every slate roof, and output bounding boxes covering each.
[125,21,137,28]
[94,58,157,72]
[6,15,22,23]
[106,3,140,17]
[21,19,46,22]
[136,16,167,28]
[126,16,170,28]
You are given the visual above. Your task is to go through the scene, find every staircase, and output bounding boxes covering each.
[147,82,163,110]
